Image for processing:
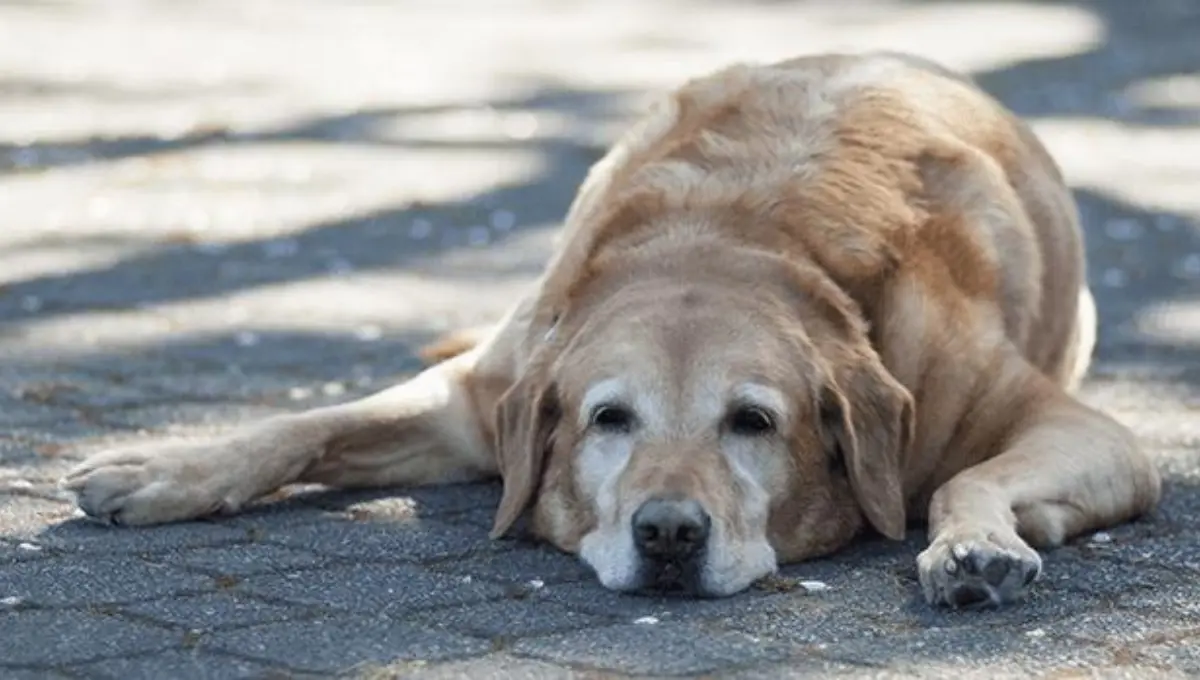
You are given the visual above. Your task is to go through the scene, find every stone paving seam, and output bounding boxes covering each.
[404,602,630,645]
[20,525,256,557]
[504,620,801,676]
[250,546,526,574]
[187,574,379,619]
[1,562,222,609]
[0,613,183,670]
[199,614,497,675]
[237,547,529,578]
[184,638,364,678]
[164,547,340,580]
[107,592,331,635]
[61,648,286,680]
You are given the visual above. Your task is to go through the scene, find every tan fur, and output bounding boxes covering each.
[63,52,1161,607]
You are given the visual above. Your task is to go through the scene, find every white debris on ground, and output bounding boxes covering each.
[799,580,830,593]
[633,616,659,625]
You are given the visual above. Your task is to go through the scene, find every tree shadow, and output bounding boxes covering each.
[0,84,625,323]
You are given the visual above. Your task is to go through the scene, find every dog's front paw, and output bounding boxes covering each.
[917,527,1041,608]
[60,441,242,526]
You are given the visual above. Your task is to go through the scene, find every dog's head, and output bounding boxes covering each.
[489,245,913,597]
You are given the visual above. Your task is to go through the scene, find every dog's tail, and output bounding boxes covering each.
[417,326,493,366]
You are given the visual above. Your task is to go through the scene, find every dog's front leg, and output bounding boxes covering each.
[60,320,529,527]
[916,379,1161,608]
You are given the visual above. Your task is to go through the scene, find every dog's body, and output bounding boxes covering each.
[64,52,1161,607]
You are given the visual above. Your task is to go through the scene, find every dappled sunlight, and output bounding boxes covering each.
[1125,74,1200,116]
[0,142,550,243]
[1,259,543,366]
[1033,119,1200,216]
[1132,299,1200,348]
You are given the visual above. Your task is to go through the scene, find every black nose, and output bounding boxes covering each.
[632,498,711,560]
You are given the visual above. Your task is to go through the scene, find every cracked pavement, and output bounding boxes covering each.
[2,0,1200,677]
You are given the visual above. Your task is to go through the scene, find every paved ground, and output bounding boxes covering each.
[2,0,1200,677]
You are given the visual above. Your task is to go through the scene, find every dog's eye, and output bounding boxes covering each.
[590,404,635,433]
[728,405,775,436]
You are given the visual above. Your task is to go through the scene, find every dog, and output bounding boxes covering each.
[62,51,1162,608]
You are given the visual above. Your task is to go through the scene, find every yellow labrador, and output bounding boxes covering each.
[63,52,1161,608]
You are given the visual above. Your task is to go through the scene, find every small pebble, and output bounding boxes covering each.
[461,575,473,584]
[0,596,24,608]
[1025,628,1046,638]
[1090,531,1113,544]
[527,579,545,591]
[17,543,41,552]
[799,580,829,593]
[633,616,659,625]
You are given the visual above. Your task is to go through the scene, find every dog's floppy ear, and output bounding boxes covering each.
[490,357,560,539]
[820,353,914,541]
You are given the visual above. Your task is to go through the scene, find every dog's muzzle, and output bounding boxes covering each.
[631,496,711,594]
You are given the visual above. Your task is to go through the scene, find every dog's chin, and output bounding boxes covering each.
[629,556,712,598]
[578,530,771,598]
[586,555,755,599]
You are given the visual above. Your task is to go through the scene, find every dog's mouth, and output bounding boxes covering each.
[630,555,710,598]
